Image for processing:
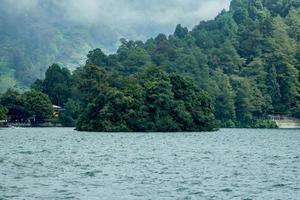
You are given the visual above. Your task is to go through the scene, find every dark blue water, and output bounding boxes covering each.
[0,128,299,200]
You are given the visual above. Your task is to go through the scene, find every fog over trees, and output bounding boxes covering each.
[0,0,299,130]
[0,0,231,91]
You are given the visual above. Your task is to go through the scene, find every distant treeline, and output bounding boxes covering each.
[0,89,53,124]
[31,64,217,131]
[2,0,300,130]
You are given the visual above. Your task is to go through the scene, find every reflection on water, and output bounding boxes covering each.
[0,128,299,199]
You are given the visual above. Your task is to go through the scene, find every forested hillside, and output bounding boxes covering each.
[0,0,119,92]
[1,0,300,130]
[65,0,299,128]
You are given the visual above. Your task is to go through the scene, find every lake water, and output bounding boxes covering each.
[0,128,299,200]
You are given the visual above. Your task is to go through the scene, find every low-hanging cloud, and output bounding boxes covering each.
[63,0,231,25]
[63,0,231,38]
[3,0,231,40]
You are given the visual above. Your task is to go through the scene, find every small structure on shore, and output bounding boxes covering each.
[269,115,300,129]
[0,120,8,127]
[53,105,65,117]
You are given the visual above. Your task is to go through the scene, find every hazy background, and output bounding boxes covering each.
[0,0,231,91]
[2,0,231,41]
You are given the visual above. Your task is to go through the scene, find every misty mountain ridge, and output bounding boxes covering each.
[0,0,119,92]
[0,0,230,92]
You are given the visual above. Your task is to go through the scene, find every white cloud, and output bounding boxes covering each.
[3,0,232,39]
[61,0,231,39]
[62,0,231,26]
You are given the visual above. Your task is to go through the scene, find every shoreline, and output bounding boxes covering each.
[1,126,299,130]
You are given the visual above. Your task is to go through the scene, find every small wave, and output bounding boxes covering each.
[34,162,43,166]
[31,174,49,178]
[266,163,278,166]
[136,157,154,160]
[130,192,144,197]
[272,183,285,187]
[176,187,188,192]
[19,151,34,155]
[2,195,19,199]
[83,170,103,177]
[96,154,111,158]
[63,196,77,200]
[189,191,204,195]
[39,150,51,154]
[204,151,212,155]
[233,171,242,176]
[220,188,232,192]
[17,150,50,155]
[55,189,69,193]
[11,161,26,167]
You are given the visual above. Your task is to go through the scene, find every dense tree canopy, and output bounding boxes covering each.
[0,89,29,122]
[0,89,53,124]
[75,66,217,132]
[0,105,7,120]
[4,0,298,130]
[32,64,73,107]
[76,0,299,128]
[58,99,80,127]
[22,90,53,124]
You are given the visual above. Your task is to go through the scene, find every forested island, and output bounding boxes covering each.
[1,0,300,131]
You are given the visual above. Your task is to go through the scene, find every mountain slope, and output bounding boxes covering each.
[0,0,231,93]
[0,0,119,92]
[79,0,300,126]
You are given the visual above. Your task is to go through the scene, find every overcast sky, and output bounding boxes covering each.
[63,0,232,26]
[4,0,232,40]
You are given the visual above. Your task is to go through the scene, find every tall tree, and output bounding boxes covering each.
[213,69,236,126]
[0,89,28,122]
[174,24,189,39]
[234,78,254,126]
[41,64,73,106]
[0,105,7,120]
[23,90,54,124]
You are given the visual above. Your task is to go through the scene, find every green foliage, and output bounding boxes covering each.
[169,73,217,131]
[234,78,254,126]
[0,89,29,122]
[69,0,300,128]
[75,66,217,132]
[286,8,300,41]
[21,0,300,129]
[174,24,189,39]
[213,69,236,126]
[23,90,53,124]
[59,99,81,127]
[33,64,73,107]
[291,103,300,118]
[262,0,300,16]
[0,89,53,123]
[253,119,278,128]
[0,104,8,120]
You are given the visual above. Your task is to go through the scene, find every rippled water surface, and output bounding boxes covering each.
[0,128,299,200]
